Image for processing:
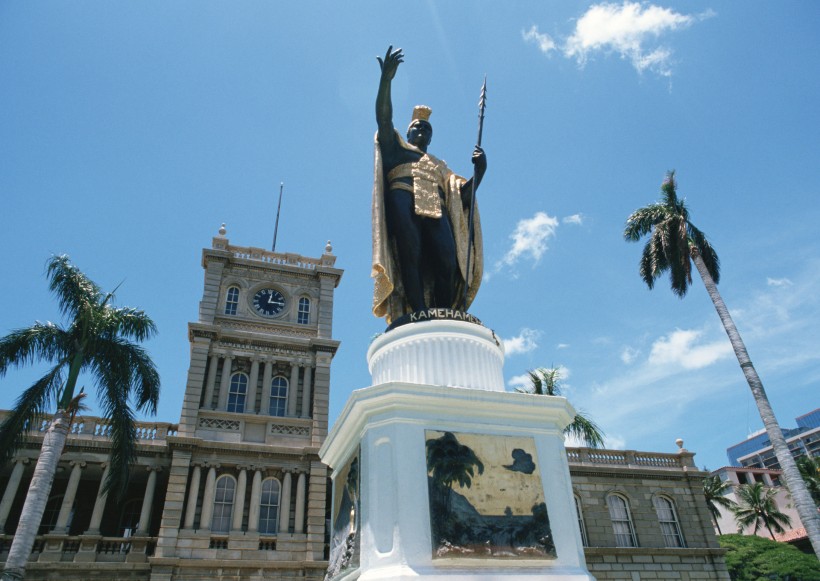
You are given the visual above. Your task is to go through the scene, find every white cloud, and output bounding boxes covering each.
[557,343,570,349]
[562,213,583,225]
[767,277,793,287]
[621,345,640,364]
[523,2,708,78]
[502,328,541,356]
[648,328,732,370]
[507,373,531,392]
[522,25,556,54]
[498,211,559,268]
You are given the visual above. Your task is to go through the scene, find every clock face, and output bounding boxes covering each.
[253,288,286,317]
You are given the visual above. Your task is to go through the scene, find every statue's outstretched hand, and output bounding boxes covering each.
[472,146,487,177]
[377,46,404,81]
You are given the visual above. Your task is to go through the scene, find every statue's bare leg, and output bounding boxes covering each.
[423,214,458,309]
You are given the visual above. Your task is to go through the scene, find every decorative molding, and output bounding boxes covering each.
[270,423,310,437]
[198,417,240,432]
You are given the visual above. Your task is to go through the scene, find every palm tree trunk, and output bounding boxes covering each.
[713,516,723,536]
[1,410,70,581]
[692,253,820,557]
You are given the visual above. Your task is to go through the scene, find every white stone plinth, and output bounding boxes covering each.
[320,383,595,581]
[367,320,505,392]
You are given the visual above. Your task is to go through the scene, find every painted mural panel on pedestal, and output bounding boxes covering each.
[325,449,360,580]
[425,430,556,560]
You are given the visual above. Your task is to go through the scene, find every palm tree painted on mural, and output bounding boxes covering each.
[702,473,737,535]
[732,482,792,540]
[624,171,820,557]
[0,255,160,580]
[426,432,484,518]
[517,368,605,448]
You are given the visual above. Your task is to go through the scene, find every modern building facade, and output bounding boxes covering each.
[726,408,820,469]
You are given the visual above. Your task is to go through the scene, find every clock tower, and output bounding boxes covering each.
[151,224,343,581]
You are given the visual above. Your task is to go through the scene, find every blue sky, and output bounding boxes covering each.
[1,2,818,471]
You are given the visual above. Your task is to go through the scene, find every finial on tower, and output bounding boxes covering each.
[218,223,227,237]
[325,240,333,254]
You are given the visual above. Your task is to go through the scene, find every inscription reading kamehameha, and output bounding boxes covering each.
[386,308,484,331]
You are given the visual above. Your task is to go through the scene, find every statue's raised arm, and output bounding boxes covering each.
[376,46,403,146]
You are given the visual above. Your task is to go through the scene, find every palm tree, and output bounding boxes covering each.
[425,432,484,516]
[702,473,737,535]
[732,482,791,540]
[624,171,820,556]
[517,368,605,448]
[797,456,820,506]
[0,255,160,580]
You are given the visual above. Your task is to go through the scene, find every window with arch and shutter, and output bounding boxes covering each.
[227,372,248,413]
[259,478,281,535]
[653,496,685,547]
[269,376,288,417]
[606,493,637,547]
[211,475,236,533]
[224,286,240,315]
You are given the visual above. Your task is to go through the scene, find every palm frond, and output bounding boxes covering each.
[624,204,670,241]
[107,307,158,342]
[566,411,605,448]
[91,337,160,414]
[0,323,69,376]
[0,363,65,462]
[46,255,102,319]
[688,223,721,284]
[661,171,678,206]
[91,354,138,501]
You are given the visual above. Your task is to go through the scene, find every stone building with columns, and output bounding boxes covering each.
[0,229,344,581]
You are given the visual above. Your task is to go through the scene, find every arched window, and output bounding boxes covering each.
[212,475,236,533]
[606,493,637,547]
[224,286,240,315]
[227,372,248,413]
[297,297,311,325]
[653,496,685,547]
[269,376,288,417]
[574,495,588,547]
[119,498,143,537]
[259,478,281,535]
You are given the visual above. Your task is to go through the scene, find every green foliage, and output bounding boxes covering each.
[0,255,160,500]
[517,367,605,448]
[719,534,820,580]
[797,456,820,506]
[733,482,791,539]
[702,473,737,535]
[624,170,720,296]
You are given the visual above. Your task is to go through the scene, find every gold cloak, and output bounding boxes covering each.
[371,132,483,324]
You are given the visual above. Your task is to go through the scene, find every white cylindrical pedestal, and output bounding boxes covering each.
[367,320,505,392]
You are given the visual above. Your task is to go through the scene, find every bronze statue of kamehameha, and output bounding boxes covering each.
[371,46,487,326]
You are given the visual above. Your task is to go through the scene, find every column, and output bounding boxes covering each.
[85,463,110,534]
[199,466,218,531]
[202,354,219,409]
[260,360,273,415]
[217,355,234,410]
[294,471,306,534]
[300,365,313,418]
[245,359,260,414]
[0,458,28,531]
[279,471,292,533]
[232,467,248,532]
[183,464,203,529]
[247,469,263,533]
[136,467,160,535]
[55,461,85,532]
[286,363,300,417]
